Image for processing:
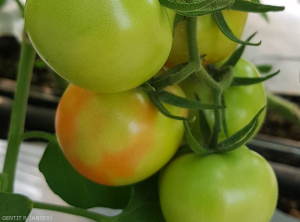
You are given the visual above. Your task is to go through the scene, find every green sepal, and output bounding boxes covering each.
[250,0,268,22]
[216,107,265,153]
[256,64,273,73]
[159,0,234,17]
[230,70,280,86]
[159,90,224,110]
[213,12,261,46]
[217,66,234,90]
[231,0,285,13]
[184,121,211,155]
[139,83,190,121]
[0,192,33,222]
[152,63,186,84]
[221,32,257,68]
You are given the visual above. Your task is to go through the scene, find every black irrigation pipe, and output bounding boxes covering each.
[248,135,300,199]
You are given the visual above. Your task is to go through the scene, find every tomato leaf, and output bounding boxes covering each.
[159,0,234,17]
[249,0,268,21]
[221,32,257,68]
[230,70,280,86]
[184,121,211,155]
[112,175,166,222]
[256,64,273,73]
[231,0,285,13]
[213,12,261,46]
[0,192,33,221]
[39,139,131,209]
[159,91,224,110]
[216,107,265,153]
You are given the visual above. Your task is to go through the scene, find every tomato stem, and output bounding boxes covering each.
[33,202,113,222]
[193,69,223,149]
[151,16,200,92]
[208,89,223,148]
[1,31,36,193]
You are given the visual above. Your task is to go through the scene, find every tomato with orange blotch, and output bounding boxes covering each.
[55,84,187,186]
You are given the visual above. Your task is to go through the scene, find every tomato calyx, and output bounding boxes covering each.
[231,0,285,13]
[138,82,223,122]
[142,0,284,156]
[213,11,261,47]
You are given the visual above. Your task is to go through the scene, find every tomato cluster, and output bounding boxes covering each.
[24,0,278,221]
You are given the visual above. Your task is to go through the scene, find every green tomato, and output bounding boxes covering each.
[165,2,248,68]
[180,58,266,143]
[55,84,187,186]
[25,0,175,93]
[159,146,278,222]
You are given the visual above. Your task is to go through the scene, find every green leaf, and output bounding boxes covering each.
[213,12,261,46]
[39,139,131,209]
[256,64,273,73]
[231,0,285,13]
[0,192,33,222]
[221,32,257,68]
[159,0,235,17]
[184,121,211,155]
[216,107,265,153]
[260,13,269,22]
[159,91,223,110]
[230,70,280,86]
[113,175,166,222]
[217,66,234,90]
[249,0,268,21]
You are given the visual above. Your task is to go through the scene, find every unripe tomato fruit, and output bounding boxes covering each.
[165,2,248,67]
[55,84,187,186]
[159,146,278,222]
[180,58,266,143]
[24,0,175,93]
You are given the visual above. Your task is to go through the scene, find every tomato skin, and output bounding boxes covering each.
[24,0,174,93]
[55,84,187,186]
[165,4,248,68]
[159,146,278,222]
[180,58,266,143]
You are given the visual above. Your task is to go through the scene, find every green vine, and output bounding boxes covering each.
[1,32,36,193]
